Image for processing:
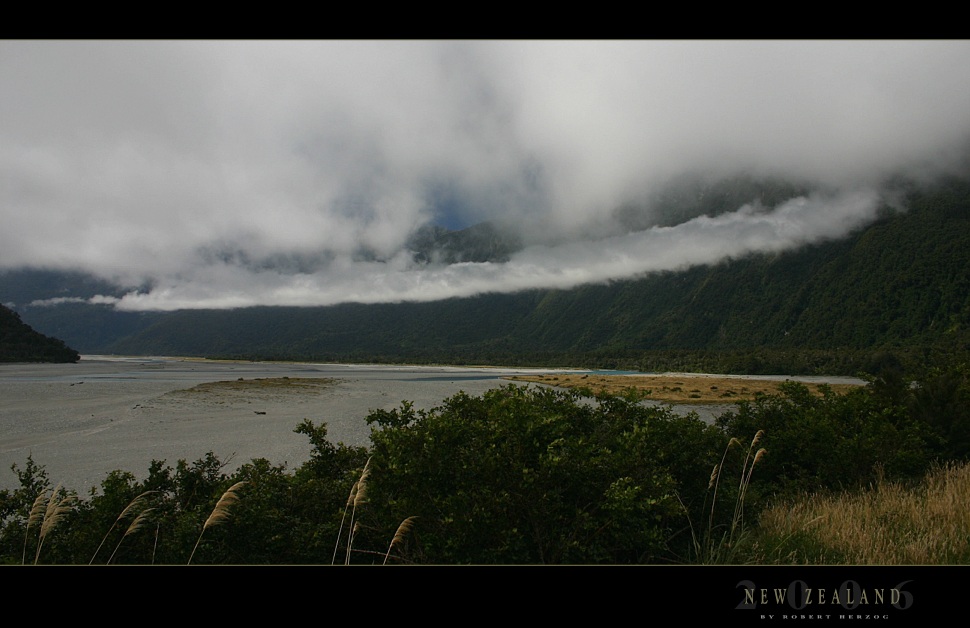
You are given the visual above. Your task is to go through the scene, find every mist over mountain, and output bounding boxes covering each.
[4,172,968,375]
[4,41,970,313]
[3,41,970,371]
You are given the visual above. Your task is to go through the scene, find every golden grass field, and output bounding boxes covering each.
[756,461,970,564]
[503,373,862,404]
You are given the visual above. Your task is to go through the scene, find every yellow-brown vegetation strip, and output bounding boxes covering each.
[163,377,339,407]
[182,377,337,394]
[756,462,970,564]
[503,373,861,404]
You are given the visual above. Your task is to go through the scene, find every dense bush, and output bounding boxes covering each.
[360,385,727,564]
[715,369,970,506]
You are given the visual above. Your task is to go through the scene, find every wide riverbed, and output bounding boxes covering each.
[0,356,580,493]
[1,356,865,494]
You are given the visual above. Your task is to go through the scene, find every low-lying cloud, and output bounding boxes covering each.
[2,40,969,311]
[104,188,882,310]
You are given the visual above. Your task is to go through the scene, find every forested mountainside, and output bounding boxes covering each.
[0,304,78,363]
[3,174,969,374]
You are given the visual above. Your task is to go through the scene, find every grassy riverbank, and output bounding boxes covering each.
[505,373,862,403]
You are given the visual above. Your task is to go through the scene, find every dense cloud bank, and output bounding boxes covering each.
[3,41,969,310]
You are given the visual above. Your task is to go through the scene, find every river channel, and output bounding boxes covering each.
[0,356,581,493]
[0,356,864,494]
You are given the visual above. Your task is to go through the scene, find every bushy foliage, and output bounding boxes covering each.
[897,367,970,461]
[0,426,367,564]
[359,384,726,564]
[715,379,944,504]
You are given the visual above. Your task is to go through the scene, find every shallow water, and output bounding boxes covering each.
[0,356,569,493]
[0,356,863,494]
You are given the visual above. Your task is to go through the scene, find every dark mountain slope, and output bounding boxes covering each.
[0,303,79,363]
[0,269,161,354]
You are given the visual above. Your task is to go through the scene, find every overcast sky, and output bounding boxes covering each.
[3,40,969,311]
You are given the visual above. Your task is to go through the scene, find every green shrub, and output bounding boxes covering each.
[361,384,726,564]
[716,381,934,503]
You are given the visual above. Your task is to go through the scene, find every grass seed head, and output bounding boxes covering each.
[203,481,248,530]
[708,464,719,490]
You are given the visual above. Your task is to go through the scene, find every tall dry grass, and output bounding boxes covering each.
[90,490,157,564]
[188,481,248,564]
[107,506,156,564]
[755,461,970,564]
[680,430,767,564]
[334,457,371,565]
[331,459,421,565]
[22,490,49,564]
[383,516,418,565]
[24,483,76,565]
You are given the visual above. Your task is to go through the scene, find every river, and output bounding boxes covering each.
[0,355,864,494]
[0,356,575,493]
